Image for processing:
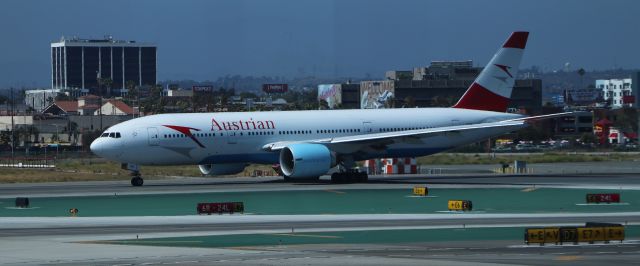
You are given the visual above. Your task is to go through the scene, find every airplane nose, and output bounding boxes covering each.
[90,139,102,155]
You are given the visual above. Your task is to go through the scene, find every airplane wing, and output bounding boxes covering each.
[262,120,525,152]
[500,111,591,123]
[261,112,586,152]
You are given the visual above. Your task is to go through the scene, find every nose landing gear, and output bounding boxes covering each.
[122,163,144,187]
[131,171,144,186]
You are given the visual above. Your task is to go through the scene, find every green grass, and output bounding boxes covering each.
[416,152,636,165]
[0,158,277,183]
[0,152,637,183]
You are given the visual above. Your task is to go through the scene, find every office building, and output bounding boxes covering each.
[51,36,157,97]
[596,78,633,108]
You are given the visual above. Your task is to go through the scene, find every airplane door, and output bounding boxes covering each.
[147,127,159,146]
[362,121,373,133]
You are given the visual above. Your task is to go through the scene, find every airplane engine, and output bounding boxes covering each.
[198,163,247,176]
[279,144,336,178]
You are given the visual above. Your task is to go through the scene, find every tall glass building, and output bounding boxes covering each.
[51,36,157,97]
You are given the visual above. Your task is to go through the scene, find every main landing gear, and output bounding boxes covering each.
[331,170,368,184]
[123,163,144,187]
[330,156,368,183]
[282,175,320,182]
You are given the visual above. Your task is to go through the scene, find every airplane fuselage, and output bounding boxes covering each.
[91,107,522,166]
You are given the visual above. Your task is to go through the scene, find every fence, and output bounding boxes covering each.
[418,167,444,175]
[492,167,534,174]
[0,157,56,168]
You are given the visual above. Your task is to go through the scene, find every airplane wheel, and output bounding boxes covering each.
[131,177,144,186]
[283,175,291,182]
[330,173,338,183]
[331,173,345,184]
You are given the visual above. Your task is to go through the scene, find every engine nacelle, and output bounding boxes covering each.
[279,144,335,178]
[198,163,247,176]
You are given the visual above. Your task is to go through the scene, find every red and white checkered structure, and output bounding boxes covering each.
[363,157,417,175]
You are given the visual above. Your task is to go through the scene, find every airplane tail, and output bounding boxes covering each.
[452,31,529,112]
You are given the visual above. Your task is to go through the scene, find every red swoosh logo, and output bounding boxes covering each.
[494,64,513,78]
[163,125,205,148]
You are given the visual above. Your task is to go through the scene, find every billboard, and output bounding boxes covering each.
[263,84,288,93]
[193,85,214,93]
[360,80,395,109]
[318,84,342,109]
[564,88,601,104]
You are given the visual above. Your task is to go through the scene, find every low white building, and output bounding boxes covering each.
[24,89,61,112]
[596,78,633,108]
[94,100,134,116]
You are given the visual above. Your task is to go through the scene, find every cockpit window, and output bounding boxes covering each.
[102,132,122,138]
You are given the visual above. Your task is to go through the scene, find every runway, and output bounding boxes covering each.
[2,171,640,265]
[2,171,640,198]
[2,212,640,237]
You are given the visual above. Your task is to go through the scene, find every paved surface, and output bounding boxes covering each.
[2,212,640,236]
[2,163,640,265]
[2,171,640,199]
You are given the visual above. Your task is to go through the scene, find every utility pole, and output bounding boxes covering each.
[10,88,15,165]
[97,71,103,131]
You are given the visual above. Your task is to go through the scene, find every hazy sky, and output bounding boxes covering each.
[0,0,638,87]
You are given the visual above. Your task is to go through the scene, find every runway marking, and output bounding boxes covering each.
[555,255,582,261]
[388,254,413,257]
[521,187,538,192]
[84,240,203,244]
[324,189,345,194]
[269,233,342,239]
[435,210,486,213]
[575,203,630,206]
[405,195,439,198]
[4,206,41,210]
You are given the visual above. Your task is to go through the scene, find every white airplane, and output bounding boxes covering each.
[91,31,574,186]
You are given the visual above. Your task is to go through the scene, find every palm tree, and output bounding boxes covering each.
[126,80,139,117]
[102,78,113,98]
